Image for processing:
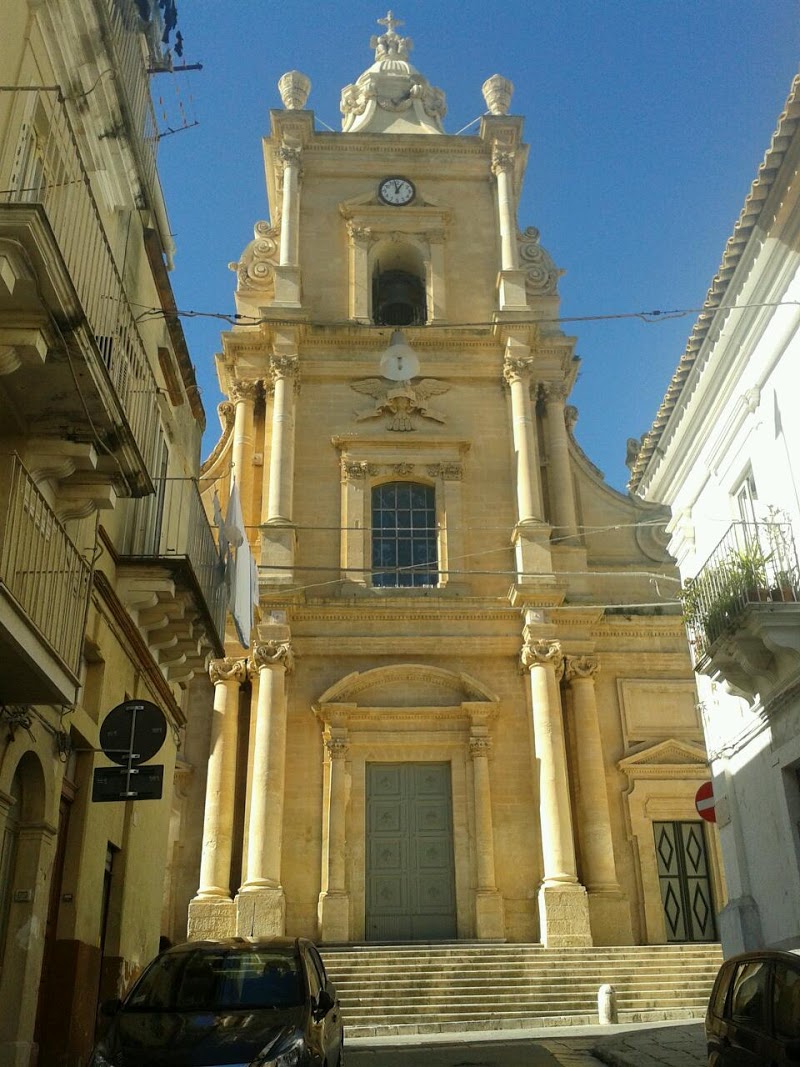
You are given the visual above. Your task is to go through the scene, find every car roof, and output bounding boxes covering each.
[164,937,305,954]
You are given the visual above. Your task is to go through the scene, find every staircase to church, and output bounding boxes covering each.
[320,942,723,1037]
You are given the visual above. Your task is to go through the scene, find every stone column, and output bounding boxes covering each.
[262,353,299,581]
[541,381,579,543]
[188,657,246,939]
[503,349,543,525]
[491,150,518,271]
[278,145,301,266]
[470,730,505,938]
[521,635,592,946]
[318,729,350,941]
[266,354,299,524]
[491,148,527,309]
[564,655,632,943]
[230,379,259,507]
[346,221,372,322]
[236,640,294,936]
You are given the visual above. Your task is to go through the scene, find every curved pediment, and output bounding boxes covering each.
[316,664,499,709]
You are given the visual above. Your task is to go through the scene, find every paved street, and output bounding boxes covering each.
[348,1019,708,1067]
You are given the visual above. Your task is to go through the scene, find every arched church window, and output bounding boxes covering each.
[372,481,438,587]
[371,241,427,326]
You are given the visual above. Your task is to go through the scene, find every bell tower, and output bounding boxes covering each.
[189,13,709,953]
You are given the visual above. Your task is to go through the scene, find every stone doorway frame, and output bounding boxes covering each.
[313,664,502,943]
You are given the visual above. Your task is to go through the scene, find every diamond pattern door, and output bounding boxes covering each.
[366,763,457,941]
[654,820,716,942]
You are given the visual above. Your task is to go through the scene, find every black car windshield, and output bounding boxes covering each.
[124,947,304,1012]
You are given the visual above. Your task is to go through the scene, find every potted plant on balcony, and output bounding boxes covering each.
[770,570,799,602]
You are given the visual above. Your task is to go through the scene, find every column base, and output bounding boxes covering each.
[496,269,529,310]
[538,882,593,947]
[587,887,633,945]
[187,898,236,941]
[475,889,505,940]
[235,886,286,937]
[272,264,302,306]
[260,523,297,582]
[318,892,350,943]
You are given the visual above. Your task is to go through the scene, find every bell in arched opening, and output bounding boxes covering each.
[372,268,427,327]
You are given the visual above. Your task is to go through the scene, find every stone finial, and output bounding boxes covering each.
[482,74,514,116]
[278,70,311,110]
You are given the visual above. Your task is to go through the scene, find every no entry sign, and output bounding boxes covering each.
[695,780,716,823]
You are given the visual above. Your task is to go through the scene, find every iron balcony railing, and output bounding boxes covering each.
[682,521,800,663]
[0,86,162,481]
[0,454,92,678]
[99,0,161,201]
[117,478,227,653]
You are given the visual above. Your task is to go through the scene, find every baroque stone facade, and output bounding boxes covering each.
[181,15,724,951]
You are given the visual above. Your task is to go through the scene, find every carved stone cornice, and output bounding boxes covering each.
[209,657,248,686]
[427,462,463,480]
[503,355,534,386]
[342,460,380,481]
[391,463,416,476]
[249,641,296,675]
[520,638,562,672]
[564,654,600,683]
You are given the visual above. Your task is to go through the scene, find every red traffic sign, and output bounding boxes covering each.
[695,780,716,823]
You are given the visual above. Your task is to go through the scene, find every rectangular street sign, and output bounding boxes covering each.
[92,765,164,803]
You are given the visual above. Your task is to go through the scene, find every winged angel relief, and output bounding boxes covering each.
[350,377,451,431]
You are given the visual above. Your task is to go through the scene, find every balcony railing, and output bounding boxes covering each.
[117,478,227,652]
[0,454,92,678]
[682,521,800,663]
[0,86,162,481]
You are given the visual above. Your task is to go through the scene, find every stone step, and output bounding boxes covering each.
[320,942,722,1037]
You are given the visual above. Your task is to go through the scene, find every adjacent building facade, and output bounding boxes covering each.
[183,19,724,954]
[0,2,224,1063]
[631,74,800,955]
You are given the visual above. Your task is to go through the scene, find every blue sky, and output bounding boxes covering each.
[154,1,799,491]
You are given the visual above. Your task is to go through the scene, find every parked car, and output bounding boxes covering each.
[89,936,344,1067]
[705,947,800,1065]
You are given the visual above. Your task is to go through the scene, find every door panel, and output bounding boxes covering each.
[366,762,456,941]
[654,820,716,942]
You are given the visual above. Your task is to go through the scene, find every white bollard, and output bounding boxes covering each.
[598,983,618,1025]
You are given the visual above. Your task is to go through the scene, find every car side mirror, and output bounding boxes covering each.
[100,998,122,1017]
[314,989,334,1017]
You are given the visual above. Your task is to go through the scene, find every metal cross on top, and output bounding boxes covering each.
[377,10,404,35]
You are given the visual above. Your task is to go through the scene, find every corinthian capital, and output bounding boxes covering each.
[209,657,248,685]
[540,380,569,404]
[229,379,261,404]
[249,641,295,675]
[325,735,349,760]
[491,149,515,176]
[469,736,492,759]
[503,355,534,386]
[270,354,299,383]
[564,654,600,682]
[278,145,302,167]
[520,638,562,672]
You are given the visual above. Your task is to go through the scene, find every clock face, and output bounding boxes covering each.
[378,177,416,206]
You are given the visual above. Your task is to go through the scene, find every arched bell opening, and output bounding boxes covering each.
[371,240,427,327]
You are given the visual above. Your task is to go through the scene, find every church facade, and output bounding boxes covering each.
[183,16,724,949]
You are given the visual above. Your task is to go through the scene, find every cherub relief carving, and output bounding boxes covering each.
[350,377,450,431]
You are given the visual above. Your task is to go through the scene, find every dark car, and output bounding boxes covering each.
[705,947,800,1065]
[89,936,344,1067]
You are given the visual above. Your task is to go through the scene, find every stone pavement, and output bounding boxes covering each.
[349,1019,708,1067]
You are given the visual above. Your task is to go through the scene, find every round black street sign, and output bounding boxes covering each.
[99,700,167,766]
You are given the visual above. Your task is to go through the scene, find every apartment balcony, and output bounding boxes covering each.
[117,478,227,681]
[682,521,800,699]
[0,86,162,495]
[0,454,91,704]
